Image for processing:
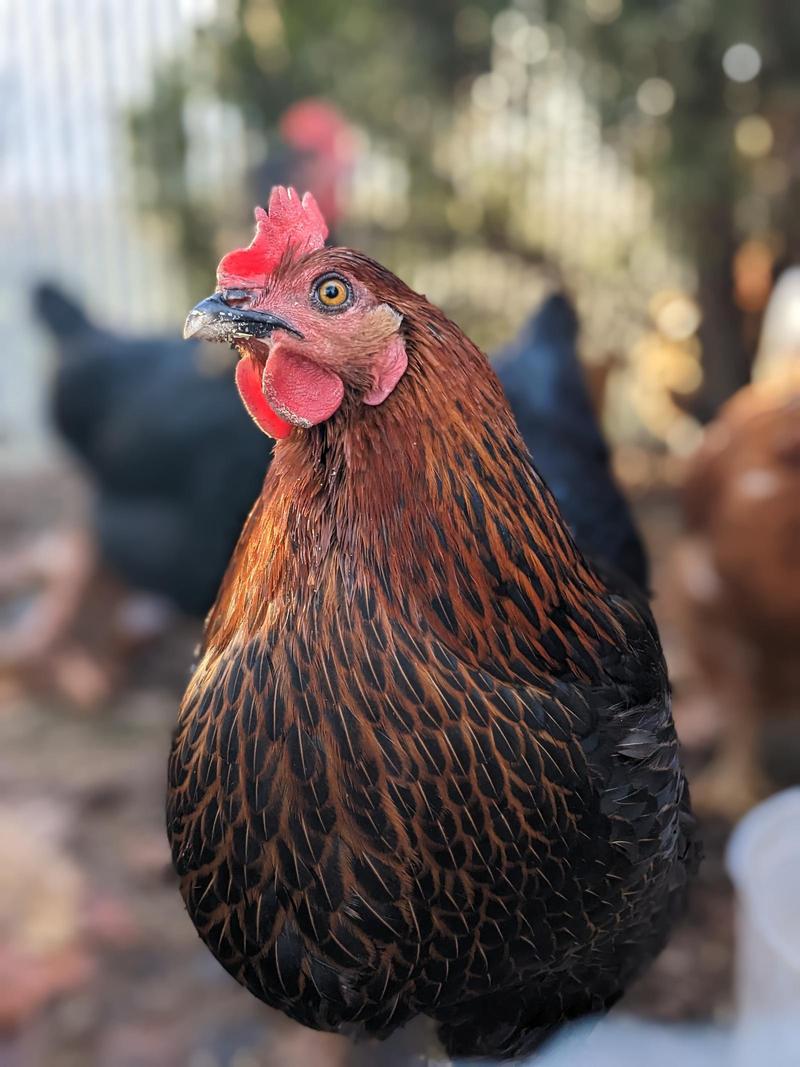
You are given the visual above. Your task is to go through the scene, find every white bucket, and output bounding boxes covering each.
[726,788,800,1066]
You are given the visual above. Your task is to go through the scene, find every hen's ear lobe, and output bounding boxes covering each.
[364,333,408,406]
[361,304,407,407]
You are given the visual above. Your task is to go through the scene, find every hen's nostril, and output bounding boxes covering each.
[222,289,252,308]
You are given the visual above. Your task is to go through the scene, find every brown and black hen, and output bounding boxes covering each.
[167,187,698,1060]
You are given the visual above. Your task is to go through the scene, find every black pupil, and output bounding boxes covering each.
[324,283,340,300]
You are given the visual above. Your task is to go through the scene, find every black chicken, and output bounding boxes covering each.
[34,284,270,616]
[495,294,649,590]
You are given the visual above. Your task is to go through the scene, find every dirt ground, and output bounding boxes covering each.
[0,470,796,1067]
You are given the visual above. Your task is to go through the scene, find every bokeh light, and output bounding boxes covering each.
[723,42,762,83]
[734,239,775,313]
[509,24,550,65]
[735,115,774,158]
[585,0,623,25]
[471,72,511,112]
[636,78,676,117]
[651,291,702,342]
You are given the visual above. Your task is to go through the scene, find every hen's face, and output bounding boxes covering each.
[184,251,407,439]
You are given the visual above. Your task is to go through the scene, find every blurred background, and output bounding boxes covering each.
[1,1,800,1064]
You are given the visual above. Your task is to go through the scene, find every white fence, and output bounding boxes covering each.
[0,0,230,466]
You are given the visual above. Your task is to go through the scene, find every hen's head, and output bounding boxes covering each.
[184,187,407,439]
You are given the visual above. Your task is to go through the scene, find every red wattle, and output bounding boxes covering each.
[263,343,344,427]
[235,355,292,439]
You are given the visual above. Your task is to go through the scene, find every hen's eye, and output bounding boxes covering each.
[314,276,351,309]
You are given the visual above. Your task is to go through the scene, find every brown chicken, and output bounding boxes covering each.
[674,368,800,818]
[167,187,697,1060]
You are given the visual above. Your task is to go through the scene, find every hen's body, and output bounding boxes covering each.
[168,253,696,1059]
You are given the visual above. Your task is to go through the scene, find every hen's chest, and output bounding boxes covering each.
[170,583,672,886]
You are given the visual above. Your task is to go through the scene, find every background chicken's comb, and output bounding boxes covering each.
[216,186,329,289]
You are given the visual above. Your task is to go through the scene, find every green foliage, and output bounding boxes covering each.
[546,0,800,404]
[130,0,508,291]
[130,0,800,407]
[548,0,800,244]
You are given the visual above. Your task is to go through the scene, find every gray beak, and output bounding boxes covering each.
[183,293,303,343]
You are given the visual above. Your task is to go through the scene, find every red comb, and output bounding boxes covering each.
[216,186,329,289]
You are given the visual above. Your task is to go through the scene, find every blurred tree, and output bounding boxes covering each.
[131,0,800,423]
[548,0,800,416]
[130,0,508,296]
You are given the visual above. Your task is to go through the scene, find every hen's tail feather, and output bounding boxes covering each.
[33,282,94,344]
[436,987,613,1061]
